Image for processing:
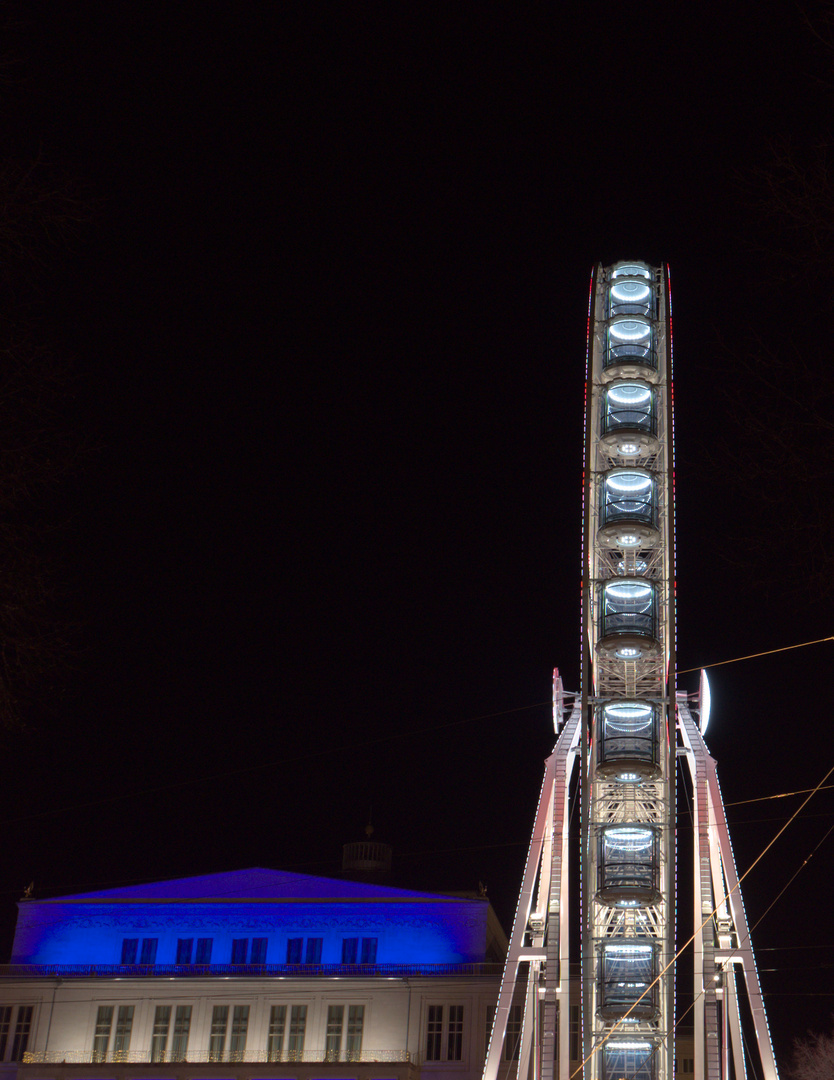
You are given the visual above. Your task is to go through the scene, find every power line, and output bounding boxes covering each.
[678,634,834,675]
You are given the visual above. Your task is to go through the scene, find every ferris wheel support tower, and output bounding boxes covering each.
[482,263,781,1080]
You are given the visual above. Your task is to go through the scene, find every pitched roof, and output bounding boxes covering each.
[50,868,466,903]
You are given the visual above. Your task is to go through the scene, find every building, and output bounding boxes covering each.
[0,867,512,1080]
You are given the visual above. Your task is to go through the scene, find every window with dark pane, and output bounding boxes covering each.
[0,1006,11,1059]
[267,1005,286,1061]
[447,1005,463,1061]
[93,1006,113,1062]
[426,1005,443,1061]
[209,1005,228,1061]
[176,939,193,965]
[505,1005,522,1062]
[288,1004,306,1058]
[120,939,138,965]
[229,1005,249,1057]
[305,937,322,964]
[485,1004,495,1060]
[250,938,267,964]
[346,1005,364,1059]
[171,1006,191,1061]
[113,1005,134,1056]
[325,1005,343,1060]
[11,1007,33,1062]
[195,938,213,964]
[139,938,158,965]
[151,1006,171,1062]
[360,937,377,964]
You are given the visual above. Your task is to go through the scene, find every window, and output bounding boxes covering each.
[209,1005,229,1061]
[11,1007,32,1061]
[267,1005,286,1061]
[347,1005,364,1059]
[360,937,378,964]
[176,939,193,965]
[505,1005,521,1062]
[569,1005,580,1062]
[120,938,138,964]
[426,1005,443,1061]
[447,1005,463,1062]
[93,1006,113,1061]
[151,1006,171,1062]
[0,1006,11,1059]
[322,1004,365,1062]
[227,937,266,965]
[171,1005,191,1061]
[484,1004,495,1060]
[305,937,323,964]
[288,1004,307,1058]
[139,938,158,965]
[427,1006,466,1067]
[113,1006,134,1056]
[195,937,213,964]
[342,938,358,964]
[229,1006,249,1058]
[286,937,303,964]
[150,1006,191,1062]
[326,1005,344,1060]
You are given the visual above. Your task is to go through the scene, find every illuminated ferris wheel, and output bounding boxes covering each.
[482,263,780,1080]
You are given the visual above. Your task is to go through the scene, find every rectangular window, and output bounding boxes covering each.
[288,1004,307,1059]
[360,937,378,964]
[286,937,303,964]
[347,1005,364,1060]
[113,1005,134,1056]
[93,1005,113,1062]
[209,1005,229,1061]
[139,938,158,965]
[151,1005,171,1062]
[195,937,213,964]
[342,937,358,964]
[505,1004,522,1062]
[326,1005,344,1061]
[176,939,193,965]
[231,939,248,964]
[485,1004,495,1060]
[267,1005,286,1061]
[250,937,267,964]
[171,1005,191,1061]
[11,1007,33,1062]
[0,1006,11,1059]
[569,1004,579,1062]
[447,1005,463,1062]
[229,1005,249,1058]
[305,937,323,964]
[120,938,138,965]
[426,1005,443,1061]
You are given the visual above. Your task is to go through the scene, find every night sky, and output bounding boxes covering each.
[2,1,833,1067]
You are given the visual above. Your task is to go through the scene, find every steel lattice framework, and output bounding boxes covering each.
[482,263,781,1080]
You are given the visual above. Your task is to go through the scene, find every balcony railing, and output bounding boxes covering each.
[23,1048,412,1065]
[0,962,502,980]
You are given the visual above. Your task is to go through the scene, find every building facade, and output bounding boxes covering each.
[0,868,517,1080]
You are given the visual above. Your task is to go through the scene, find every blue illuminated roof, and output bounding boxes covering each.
[44,867,464,903]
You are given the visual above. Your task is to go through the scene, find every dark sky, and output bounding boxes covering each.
[1,0,833,1066]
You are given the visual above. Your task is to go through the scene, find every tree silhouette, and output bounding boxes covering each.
[791,1018,834,1080]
